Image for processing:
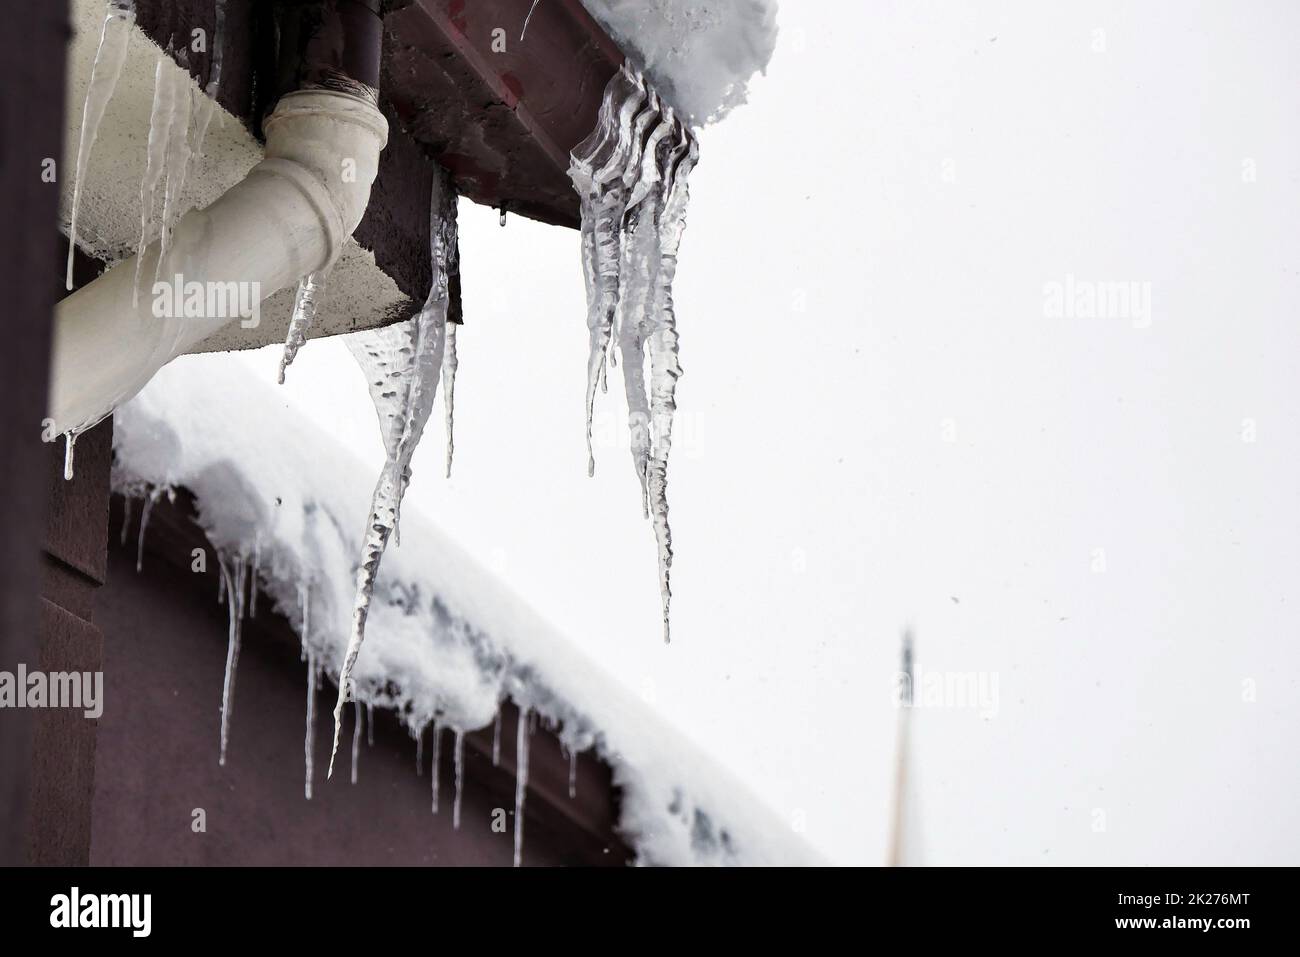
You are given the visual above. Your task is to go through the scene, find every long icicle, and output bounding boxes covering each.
[645,130,698,642]
[452,729,465,829]
[569,67,698,642]
[304,650,317,799]
[571,67,649,477]
[119,495,133,547]
[442,322,458,477]
[350,699,362,784]
[66,0,136,290]
[217,552,248,766]
[329,169,459,777]
[614,99,674,516]
[429,721,443,813]
[133,55,175,307]
[154,66,194,287]
[514,707,531,867]
[135,486,162,573]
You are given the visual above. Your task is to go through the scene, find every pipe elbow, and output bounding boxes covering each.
[259,90,389,266]
[48,89,389,436]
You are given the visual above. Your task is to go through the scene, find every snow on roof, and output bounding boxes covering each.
[579,0,779,126]
[112,354,820,866]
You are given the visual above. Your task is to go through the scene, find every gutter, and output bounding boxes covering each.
[48,0,389,437]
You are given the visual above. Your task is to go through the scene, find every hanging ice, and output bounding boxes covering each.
[217,551,249,766]
[514,707,531,868]
[568,750,577,800]
[520,0,542,41]
[66,0,136,291]
[207,0,227,100]
[304,651,318,799]
[63,433,77,482]
[350,700,362,785]
[442,321,458,478]
[135,486,163,573]
[120,495,133,547]
[278,270,328,384]
[327,168,460,777]
[452,729,465,829]
[429,721,443,813]
[133,55,176,307]
[569,65,698,642]
[492,709,502,766]
[155,67,194,286]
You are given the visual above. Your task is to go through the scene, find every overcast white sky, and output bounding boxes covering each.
[238,0,1300,865]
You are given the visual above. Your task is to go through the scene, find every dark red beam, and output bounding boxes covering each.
[385,0,623,228]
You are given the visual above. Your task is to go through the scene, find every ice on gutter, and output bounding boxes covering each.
[112,355,821,867]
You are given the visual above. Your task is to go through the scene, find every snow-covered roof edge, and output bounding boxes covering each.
[578,0,778,127]
[112,355,821,867]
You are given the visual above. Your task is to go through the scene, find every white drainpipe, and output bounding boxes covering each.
[48,89,388,435]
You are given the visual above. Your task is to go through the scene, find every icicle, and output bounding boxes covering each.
[367,703,375,747]
[329,169,459,777]
[612,109,670,515]
[570,67,649,477]
[645,131,698,643]
[217,552,248,766]
[120,495,133,547]
[278,270,328,383]
[62,432,77,481]
[452,729,465,830]
[520,0,542,41]
[492,710,502,766]
[66,1,136,291]
[135,487,162,573]
[569,68,698,642]
[350,700,362,785]
[568,750,578,800]
[430,722,443,813]
[133,56,176,307]
[304,650,317,799]
[155,67,194,286]
[442,322,458,478]
[217,565,226,603]
[499,208,507,227]
[248,541,261,618]
[514,707,531,868]
[207,0,227,99]
[415,730,424,776]
[188,89,216,169]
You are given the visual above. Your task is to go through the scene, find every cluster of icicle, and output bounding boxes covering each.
[325,167,462,779]
[62,0,227,477]
[569,64,698,644]
[123,475,590,865]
